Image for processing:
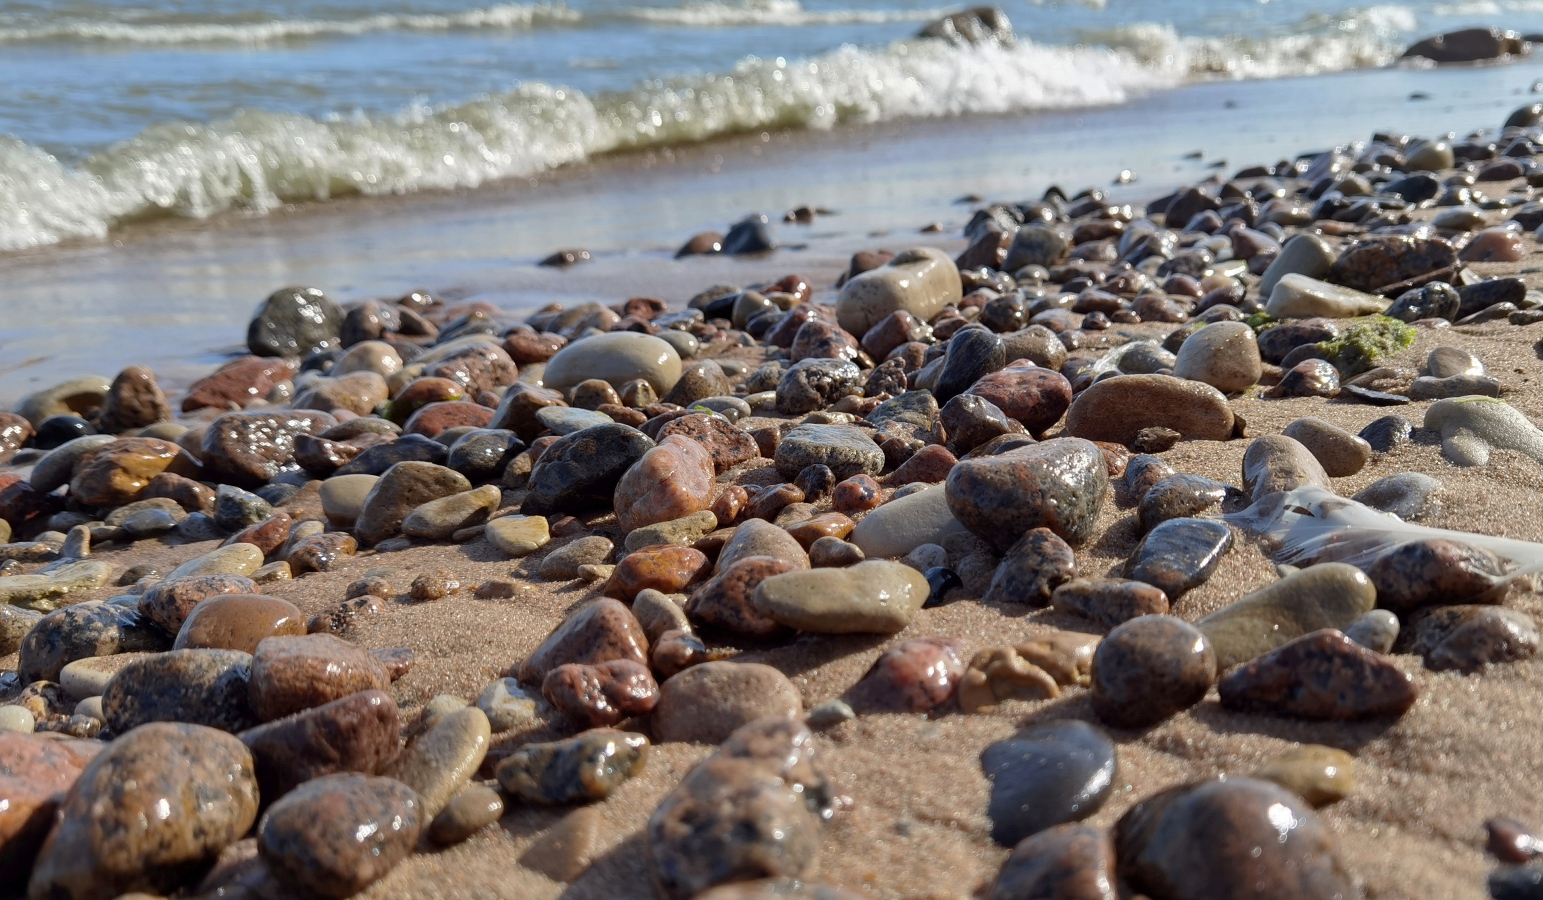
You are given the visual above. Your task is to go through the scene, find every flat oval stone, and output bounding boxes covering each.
[495,729,649,803]
[538,535,615,579]
[1282,417,1372,477]
[1172,321,1262,393]
[1266,273,1390,317]
[1051,578,1170,628]
[1125,517,1234,600]
[428,783,505,846]
[543,331,683,394]
[752,559,928,634]
[59,651,152,699]
[1064,374,1234,445]
[946,438,1109,551]
[774,424,884,481]
[401,483,501,539]
[486,514,551,557]
[19,601,170,683]
[258,773,421,899]
[1137,474,1231,532]
[385,706,490,819]
[846,637,966,713]
[28,722,259,900]
[239,689,401,800]
[164,543,264,581]
[987,823,1117,900]
[653,661,803,744]
[519,598,649,683]
[173,593,305,653]
[606,546,711,602]
[249,633,391,722]
[1197,563,1376,669]
[103,648,258,733]
[848,484,969,559]
[983,527,1077,606]
[1091,615,1216,729]
[1424,397,1543,467]
[522,423,656,516]
[983,721,1118,846]
[1218,629,1418,719]
[836,247,963,336]
[1254,745,1355,808]
[1115,777,1352,899]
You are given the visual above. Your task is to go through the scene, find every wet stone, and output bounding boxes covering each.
[1254,745,1355,808]
[832,474,882,513]
[401,484,500,539]
[983,721,1118,847]
[1051,578,1170,629]
[775,358,862,414]
[1352,472,1442,520]
[539,535,615,579]
[477,676,538,731]
[653,661,803,744]
[249,633,392,722]
[1413,605,1540,672]
[1488,818,1543,865]
[258,773,421,900]
[286,531,358,574]
[354,460,472,545]
[1137,474,1231,533]
[1425,397,1543,467]
[986,823,1118,900]
[1219,629,1418,720]
[428,784,505,846]
[808,536,865,568]
[946,438,1109,551]
[1090,615,1217,729]
[519,598,649,683]
[239,688,401,800]
[1064,374,1235,445]
[543,658,660,728]
[20,601,170,683]
[1125,517,1233,600]
[1115,777,1351,900]
[1345,609,1401,653]
[774,424,884,482]
[967,362,1074,437]
[658,413,759,473]
[846,637,967,713]
[1282,417,1372,477]
[522,423,655,516]
[335,433,448,478]
[386,706,490,819]
[495,729,649,803]
[1359,414,1414,452]
[935,328,1007,403]
[1268,358,1341,398]
[752,559,928,634]
[201,411,335,488]
[1409,373,1502,401]
[687,555,797,638]
[718,517,810,571]
[174,593,305,654]
[409,569,462,601]
[1198,563,1376,669]
[1366,537,1507,613]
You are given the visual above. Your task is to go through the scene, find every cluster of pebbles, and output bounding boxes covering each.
[12,104,1543,900]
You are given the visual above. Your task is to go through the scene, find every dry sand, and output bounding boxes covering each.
[11,238,1543,900]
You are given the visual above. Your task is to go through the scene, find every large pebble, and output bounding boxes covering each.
[385,706,490,819]
[836,247,962,335]
[1090,615,1216,729]
[1125,517,1233,600]
[258,773,420,899]
[19,601,169,683]
[102,648,258,733]
[496,729,649,803]
[848,484,968,559]
[174,593,304,653]
[0,559,112,612]
[653,661,803,743]
[1265,274,1390,318]
[354,460,471,545]
[946,438,1108,550]
[982,527,1076,606]
[982,721,1117,846]
[200,411,334,487]
[543,659,660,726]
[846,637,966,713]
[1424,397,1543,466]
[615,436,715,532]
[239,689,401,800]
[522,423,655,515]
[1064,374,1234,444]
[1282,417,1371,477]
[1365,537,1507,613]
[686,556,798,637]
[519,598,649,682]
[400,484,501,539]
[1219,629,1418,719]
[543,331,683,394]
[1413,605,1541,671]
[752,559,928,634]
[1172,321,1262,393]
[248,633,391,722]
[486,514,551,557]
[717,518,810,571]
[774,424,884,481]
[1259,233,1336,295]
[1241,434,1330,501]
[987,824,1117,900]
[247,286,343,357]
[1197,563,1376,669]
[164,543,264,581]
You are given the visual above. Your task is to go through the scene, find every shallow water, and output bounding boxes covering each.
[3,0,1543,249]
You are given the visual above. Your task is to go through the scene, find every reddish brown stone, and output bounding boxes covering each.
[541,659,660,727]
[615,436,716,533]
[175,594,306,654]
[139,574,259,633]
[69,437,193,507]
[97,365,172,434]
[657,414,759,473]
[1051,578,1170,629]
[200,411,335,487]
[519,598,649,683]
[223,512,292,557]
[403,400,495,438]
[0,733,100,883]
[425,344,517,397]
[286,532,358,574]
[0,475,63,533]
[249,634,392,722]
[182,356,294,412]
[831,474,882,514]
[967,362,1074,437]
[748,483,804,522]
[686,555,797,638]
[847,637,967,713]
[784,513,855,549]
[143,472,216,513]
[387,377,465,425]
[503,331,567,365]
[711,485,749,528]
[606,546,712,602]
[0,412,35,464]
[1219,629,1418,720]
[489,382,568,443]
[888,444,957,486]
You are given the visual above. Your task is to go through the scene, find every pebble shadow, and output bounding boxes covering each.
[1187,698,1400,751]
[557,831,652,899]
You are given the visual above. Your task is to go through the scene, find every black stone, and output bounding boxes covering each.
[447,429,525,483]
[1358,414,1413,452]
[522,423,654,516]
[922,567,962,607]
[1125,517,1234,600]
[33,416,96,451]
[982,721,1118,847]
[335,433,449,476]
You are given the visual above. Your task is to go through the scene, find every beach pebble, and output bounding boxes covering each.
[539,535,615,579]
[1424,397,1543,466]
[647,718,836,900]
[606,545,710,601]
[717,518,810,570]
[832,473,883,513]
[1352,472,1442,520]
[658,414,759,473]
[836,247,962,335]
[980,527,1076,606]
[354,460,471,545]
[318,473,378,524]
[946,438,1108,550]
[775,359,863,415]
[543,331,683,394]
[1413,605,1540,672]
[1063,374,1234,445]
[1266,273,1390,318]
[848,484,968,558]
[752,559,928,634]
[1387,281,1461,322]
[401,483,500,539]
[249,633,392,721]
[543,659,660,727]
[1345,609,1401,653]
[164,543,264,581]
[200,410,334,486]
[386,706,490,818]
[773,424,883,481]
[537,406,613,435]
[475,676,538,731]
[1254,745,1355,807]
[258,773,420,899]
[28,722,259,900]
[307,594,384,636]
[137,573,257,633]
[1428,346,1484,378]
[1172,321,1261,393]
[1268,358,1341,399]
[239,689,400,800]
[847,637,966,713]
[57,651,148,700]
[653,661,802,743]
[1197,563,1376,669]
[285,531,358,574]
[808,536,864,568]
[965,362,1073,437]
[1409,373,1502,401]
[483,514,549,557]
[1136,473,1230,532]
[69,437,187,508]
[934,328,1007,403]
[0,604,42,657]
[1052,578,1170,628]
[102,648,258,733]
[983,721,1118,847]
[247,285,342,357]
[987,824,1117,900]
[1282,417,1372,477]
[687,555,797,637]
[1115,777,1351,899]
[16,375,111,427]
[625,508,718,552]
[940,393,1021,455]
[1090,615,1216,729]
[1125,517,1233,599]
[522,423,655,515]
[428,784,505,846]
[519,598,649,682]
[1242,434,1330,501]
[1366,537,1507,613]
[1219,629,1417,719]
[1258,233,1336,295]
[335,432,448,477]
[19,601,170,682]
[173,593,304,653]
[495,729,649,803]
[1359,414,1413,453]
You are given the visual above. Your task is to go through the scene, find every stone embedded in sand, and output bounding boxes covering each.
[249,633,391,722]
[1365,537,1508,613]
[983,721,1118,847]
[285,531,358,574]
[652,661,803,744]
[543,659,660,727]
[385,706,490,819]
[752,559,928,634]
[686,556,798,638]
[1328,234,1457,292]
[1090,615,1216,729]
[1265,274,1391,318]
[519,598,650,683]
[258,773,420,900]
[1136,473,1229,533]
[495,729,650,804]
[543,331,683,395]
[647,717,837,900]
[1172,321,1262,393]
[239,689,400,800]
[986,823,1117,900]
[1282,417,1372,477]
[353,460,471,545]
[847,637,966,714]
[1115,777,1352,900]
[28,722,259,900]
[1345,609,1401,653]
[615,435,716,532]
[946,438,1108,551]
[102,648,259,734]
[401,484,500,539]
[1254,745,1355,808]
[200,411,335,487]
[1218,629,1417,720]
[1408,373,1501,401]
[485,514,550,557]
[428,784,505,847]
[1424,397,1543,467]
[164,543,264,581]
[0,560,112,612]
[476,677,538,731]
[19,601,170,683]
[173,593,304,654]
[982,527,1077,606]
[1269,358,1342,399]
[1051,578,1170,628]
[1242,434,1331,501]
[1125,517,1233,600]
[1197,562,1376,669]
[522,423,655,516]
[1064,374,1234,445]
[539,535,615,579]
[836,247,963,336]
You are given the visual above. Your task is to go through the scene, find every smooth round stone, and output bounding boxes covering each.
[847,637,966,713]
[1241,434,1330,501]
[1253,745,1355,808]
[16,375,112,428]
[29,434,117,493]
[319,474,379,524]
[1387,281,1461,323]
[240,689,401,800]
[164,543,264,581]
[1366,537,1507,613]
[495,729,650,802]
[522,423,656,516]
[1137,474,1230,532]
[249,633,391,722]
[518,598,650,683]
[538,535,614,579]
[945,438,1109,551]
[606,545,711,601]
[477,677,538,731]
[1428,346,1484,378]
[59,651,154,700]
[623,510,719,553]
[1266,273,1390,318]
[1345,609,1401,653]
[355,461,472,546]
[173,593,305,654]
[848,484,969,559]
[1197,563,1376,669]
[538,406,614,435]
[428,784,505,846]
[1259,233,1336,295]
[19,601,170,683]
[1171,321,1261,393]
[1281,417,1372,477]
[122,507,180,538]
[486,515,551,557]
[27,723,259,900]
[836,247,963,336]
[544,332,683,394]
[905,543,948,571]
[983,721,1117,847]
[401,484,501,539]
[258,773,421,899]
[716,518,810,571]
[658,329,700,359]
[652,661,802,744]
[37,414,98,449]
[1424,397,1543,466]
[385,706,490,819]
[102,648,259,733]
[0,705,36,732]
[247,286,343,357]
[1414,605,1540,671]
[1219,629,1418,720]
[1125,517,1233,600]
[1115,777,1351,899]
[1091,615,1217,729]
[987,824,1118,900]
[935,329,1008,403]
[752,559,928,634]
[446,428,523,482]
[1352,471,1441,521]
[615,436,716,532]
[774,424,884,481]
[1064,374,1234,445]
[1268,358,1341,399]
[334,433,449,477]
